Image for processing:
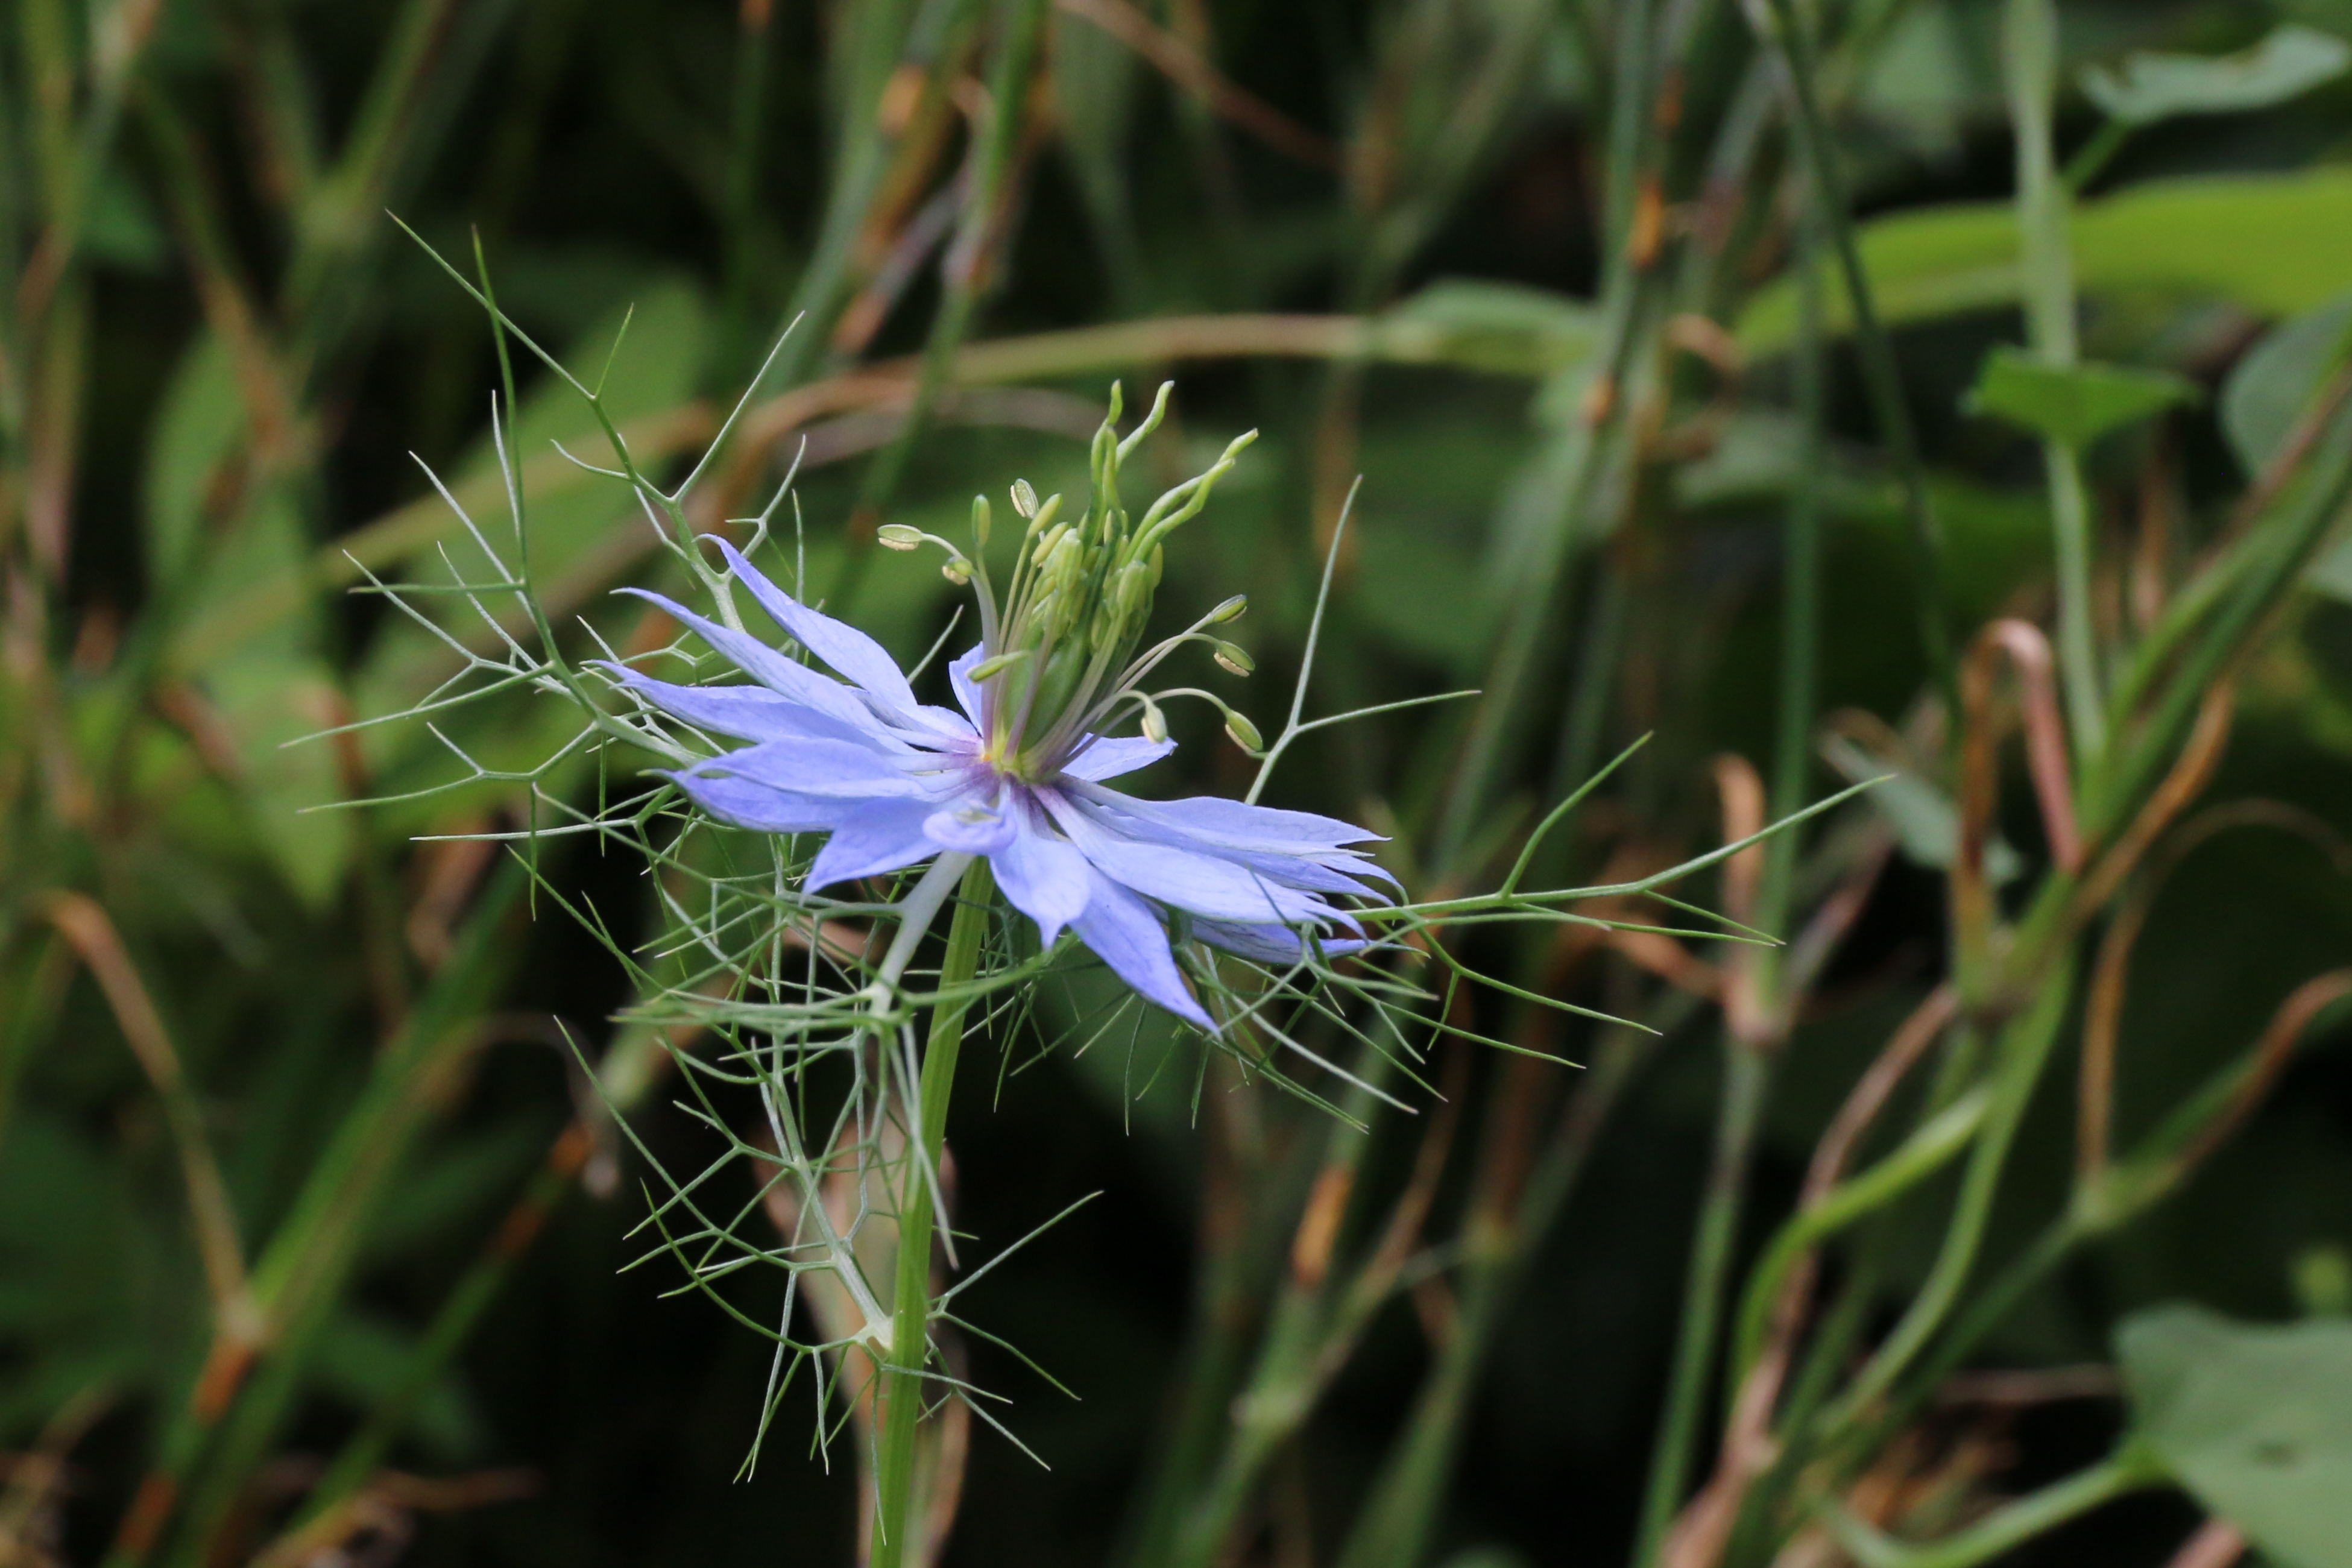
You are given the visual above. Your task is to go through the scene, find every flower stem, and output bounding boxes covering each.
[1632,1039,1772,1568]
[871,857,996,1568]
[2004,0,2105,760]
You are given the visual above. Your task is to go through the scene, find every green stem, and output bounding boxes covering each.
[2005,0,2104,758]
[1818,958,2075,1432]
[1823,1440,2163,1568]
[1436,0,1659,870]
[870,857,996,1568]
[1329,1016,1669,1568]
[851,0,1047,535]
[1755,0,1955,719]
[1633,1041,1772,1568]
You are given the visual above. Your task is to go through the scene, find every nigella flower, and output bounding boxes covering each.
[603,390,1387,1027]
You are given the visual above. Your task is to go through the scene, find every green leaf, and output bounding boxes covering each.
[1819,732,2023,882]
[2119,1303,2352,1568]
[2222,290,2352,476]
[2080,25,2352,127]
[1967,347,2197,449]
[1374,280,1598,379]
[1739,169,2352,354]
[145,335,247,589]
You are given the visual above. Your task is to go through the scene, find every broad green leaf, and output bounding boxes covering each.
[1820,733,2023,882]
[145,334,246,588]
[1966,347,2196,448]
[1052,7,1143,295]
[2223,291,2352,476]
[1374,279,1598,379]
[2214,291,2352,602]
[312,1309,486,1459]
[1740,169,2352,354]
[2120,1304,2352,1568]
[2081,25,2351,126]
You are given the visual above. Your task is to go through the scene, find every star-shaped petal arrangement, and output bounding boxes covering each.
[605,537,1385,1027]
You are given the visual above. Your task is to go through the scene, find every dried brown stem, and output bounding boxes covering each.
[1053,0,1340,169]
[45,893,257,1343]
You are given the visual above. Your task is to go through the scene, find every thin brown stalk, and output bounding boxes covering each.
[2174,971,2352,1176]
[1958,624,2081,957]
[1714,754,1768,1045]
[1053,0,1340,169]
[2076,895,2144,1189]
[45,894,258,1343]
[1664,984,1958,1568]
[2075,682,2235,916]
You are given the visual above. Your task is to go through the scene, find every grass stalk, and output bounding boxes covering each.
[2002,0,2104,758]
[1632,1039,1771,1568]
[870,857,997,1568]
[1436,0,1659,869]
[1753,0,1954,717]
[850,0,1050,555]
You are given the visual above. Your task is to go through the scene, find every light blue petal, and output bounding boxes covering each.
[1039,791,1332,925]
[687,738,927,799]
[1070,795,1383,896]
[924,796,1017,855]
[807,799,939,890]
[1193,919,1367,965]
[712,538,921,717]
[599,666,883,748]
[988,801,1091,948]
[1071,784,1383,851]
[1072,784,1399,889]
[619,588,886,738]
[1070,867,1209,1028]
[667,771,859,834]
[1059,734,1176,781]
[948,644,988,729]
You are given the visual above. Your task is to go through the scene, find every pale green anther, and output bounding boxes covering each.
[1027,493,1062,537]
[1212,641,1253,676]
[968,649,1030,681]
[943,558,972,585]
[1141,699,1168,744]
[1208,594,1247,624]
[1033,521,1069,569]
[877,523,922,550]
[1223,710,1264,752]
[971,495,992,546]
[1010,478,1038,519]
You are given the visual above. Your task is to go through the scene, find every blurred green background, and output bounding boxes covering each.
[9,1,2352,1566]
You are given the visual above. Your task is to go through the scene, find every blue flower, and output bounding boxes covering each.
[607,537,1386,1028]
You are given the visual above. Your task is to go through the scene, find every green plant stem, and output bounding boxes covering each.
[2004,0,2104,759]
[126,866,526,1568]
[1330,1012,1674,1568]
[1633,1040,1772,1568]
[1816,958,2075,1434]
[870,857,996,1568]
[1754,0,1955,719]
[1821,1440,2163,1568]
[848,0,1047,594]
[1436,0,1659,869]
[1162,1050,1397,1568]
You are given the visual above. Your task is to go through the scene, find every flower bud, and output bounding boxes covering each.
[1211,641,1253,677]
[1141,701,1168,745]
[971,495,992,546]
[877,523,922,551]
[1223,710,1263,752]
[1010,478,1038,519]
[1207,594,1247,624]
